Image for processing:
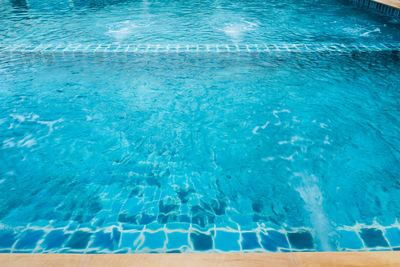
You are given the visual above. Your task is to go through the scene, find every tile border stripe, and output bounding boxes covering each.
[0,43,399,54]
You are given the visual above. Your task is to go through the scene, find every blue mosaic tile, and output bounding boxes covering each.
[360,228,389,248]
[1,42,400,54]
[113,228,121,241]
[190,231,213,251]
[208,45,217,51]
[287,231,314,250]
[66,231,91,249]
[90,231,114,250]
[15,230,45,250]
[214,231,240,251]
[42,230,70,250]
[241,232,261,250]
[386,227,400,247]
[268,231,289,248]
[217,45,228,52]
[141,231,166,250]
[166,232,189,250]
[0,230,15,248]
[66,222,79,231]
[337,230,363,250]
[178,215,191,223]
[168,45,177,51]
[119,232,141,250]
[260,231,289,251]
[188,45,197,51]
[127,45,138,51]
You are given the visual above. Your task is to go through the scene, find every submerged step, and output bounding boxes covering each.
[0,43,399,53]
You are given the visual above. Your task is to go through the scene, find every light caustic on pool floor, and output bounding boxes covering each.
[1,51,400,253]
[1,0,400,256]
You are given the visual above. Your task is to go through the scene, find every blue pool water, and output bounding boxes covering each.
[0,0,400,254]
[0,0,400,45]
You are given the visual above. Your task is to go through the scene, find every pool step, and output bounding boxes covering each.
[351,0,400,16]
[0,43,399,54]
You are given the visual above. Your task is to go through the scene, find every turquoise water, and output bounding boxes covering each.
[0,0,400,253]
[0,0,399,45]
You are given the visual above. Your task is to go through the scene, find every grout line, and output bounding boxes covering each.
[0,42,399,54]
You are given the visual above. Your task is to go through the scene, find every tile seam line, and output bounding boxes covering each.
[0,49,399,53]
[0,42,399,53]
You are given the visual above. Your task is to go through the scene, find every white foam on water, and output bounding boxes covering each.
[220,20,259,42]
[261,157,274,162]
[360,27,381,37]
[17,135,37,148]
[10,114,26,122]
[106,21,139,41]
[261,121,270,129]
[37,118,64,135]
[252,126,259,135]
[293,172,332,251]
[2,138,15,149]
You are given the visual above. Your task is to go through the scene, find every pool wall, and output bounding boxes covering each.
[351,0,400,16]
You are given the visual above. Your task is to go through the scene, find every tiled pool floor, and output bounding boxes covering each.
[1,49,400,253]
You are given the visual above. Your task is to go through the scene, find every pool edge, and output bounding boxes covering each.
[1,252,400,266]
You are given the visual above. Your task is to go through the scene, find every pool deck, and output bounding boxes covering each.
[1,252,400,267]
[373,0,400,9]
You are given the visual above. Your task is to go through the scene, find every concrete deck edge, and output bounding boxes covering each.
[1,252,400,267]
[372,0,400,9]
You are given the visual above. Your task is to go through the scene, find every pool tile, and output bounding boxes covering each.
[260,231,289,251]
[42,230,70,250]
[166,232,189,250]
[190,231,213,251]
[260,233,278,251]
[15,230,45,250]
[140,214,156,225]
[66,231,91,249]
[112,228,121,244]
[386,227,400,247]
[214,231,240,251]
[90,231,114,250]
[241,232,261,250]
[268,231,289,248]
[287,231,314,250]
[360,228,389,248]
[119,232,141,250]
[337,230,363,250]
[141,231,166,250]
[0,230,15,248]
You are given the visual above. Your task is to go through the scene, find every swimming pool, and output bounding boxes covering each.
[0,0,400,254]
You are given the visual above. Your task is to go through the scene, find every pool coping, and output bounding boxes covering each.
[351,0,400,16]
[373,0,400,9]
[1,252,400,266]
